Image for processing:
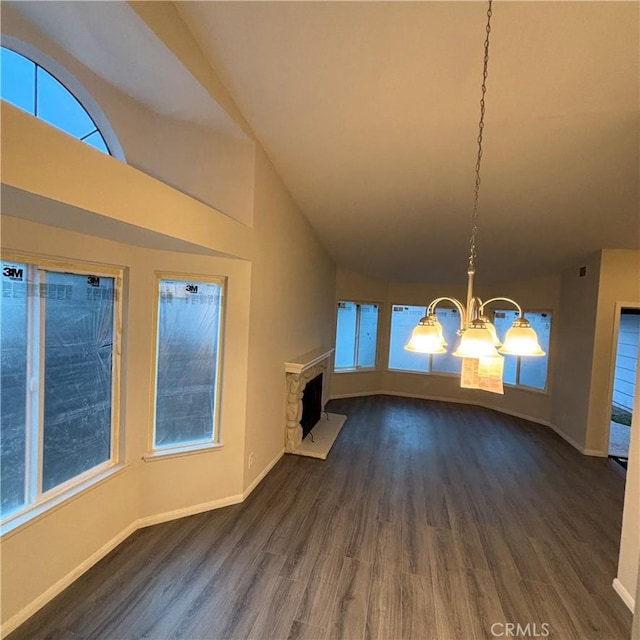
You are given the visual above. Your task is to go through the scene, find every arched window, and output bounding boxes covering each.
[1,45,112,155]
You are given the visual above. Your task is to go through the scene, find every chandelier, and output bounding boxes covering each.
[405,0,544,394]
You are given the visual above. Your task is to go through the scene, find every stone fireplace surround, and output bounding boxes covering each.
[285,347,333,452]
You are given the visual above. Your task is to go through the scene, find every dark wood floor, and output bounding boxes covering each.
[9,395,633,640]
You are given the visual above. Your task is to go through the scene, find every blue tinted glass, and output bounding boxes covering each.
[335,302,357,369]
[0,261,29,516]
[83,130,109,155]
[519,312,551,390]
[1,47,35,114]
[36,66,96,138]
[356,304,378,368]
[43,272,114,491]
[389,305,430,373]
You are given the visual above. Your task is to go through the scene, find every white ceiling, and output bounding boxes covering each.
[176,0,640,284]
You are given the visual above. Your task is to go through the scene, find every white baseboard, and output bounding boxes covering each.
[243,448,284,500]
[1,451,287,638]
[137,494,244,530]
[2,521,139,637]
[545,421,588,454]
[613,578,635,612]
[545,421,608,457]
[328,390,379,400]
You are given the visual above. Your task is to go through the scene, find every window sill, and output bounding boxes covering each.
[143,442,223,462]
[503,382,549,396]
[334,367,378,374]
[1,463,128,539]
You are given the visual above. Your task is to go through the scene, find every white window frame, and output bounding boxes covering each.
[493,308,552,393]
[334,300,380,372]
[0,253,123,533]
[146,272,226,460]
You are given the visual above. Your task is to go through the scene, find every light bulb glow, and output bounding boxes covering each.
[432,316,448,347]
[452,321,499,358]
[405,316,447,354]
[498,318,545,356]
[479,315,502,347]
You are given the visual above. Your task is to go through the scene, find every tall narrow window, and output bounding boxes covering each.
[153,278,224,450]
[0,259,121,523]
[493,310,552,390]
[334,302,379,370]
[389,305,430,373]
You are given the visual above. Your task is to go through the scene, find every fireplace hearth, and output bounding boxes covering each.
[284,347,333,451]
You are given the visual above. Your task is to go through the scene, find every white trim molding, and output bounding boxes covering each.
[285,347,334,375]
[613,578,635,612]
[242,449,284,500]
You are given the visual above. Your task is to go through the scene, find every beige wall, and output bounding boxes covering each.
[0,215,252,625]
[1,3,256,225]
[549,253,602,451]
[243,147,335,487]
[602,252,640,605]
[0,14,335,631]
[587,250,640,453]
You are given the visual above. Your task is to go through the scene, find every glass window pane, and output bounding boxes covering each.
[356,304,378,368]
[519,312,551,390]
[1,47,35,114]
[83,130,109,155]
[36,67,96,139]
[155,280,222,448]
[431,308,462,374]
[43,272,114,491]
[335,302,357,369]
[389,305,430,373]
[494,310,518,385]
[0,262,29,516]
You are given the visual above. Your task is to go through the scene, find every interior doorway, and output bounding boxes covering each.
[608,307,640,467]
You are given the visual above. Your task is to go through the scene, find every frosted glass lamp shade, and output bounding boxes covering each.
[405,316,447,354]
[498,317,545,356]
[432,316,447,347]
[452,320,499,358]
[479,315,502,347]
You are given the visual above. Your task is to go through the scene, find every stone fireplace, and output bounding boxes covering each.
[284,348,334,452]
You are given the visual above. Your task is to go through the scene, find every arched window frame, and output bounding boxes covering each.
[1,36,125,162]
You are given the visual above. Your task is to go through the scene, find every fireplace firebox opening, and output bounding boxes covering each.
[301,373,323,439]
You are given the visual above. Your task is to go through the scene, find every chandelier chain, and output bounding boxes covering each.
[468,0,493,272]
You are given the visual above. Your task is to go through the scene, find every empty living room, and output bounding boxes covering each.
[1,1,639,639]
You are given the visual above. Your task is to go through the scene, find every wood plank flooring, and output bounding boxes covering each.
[8,395,633,639]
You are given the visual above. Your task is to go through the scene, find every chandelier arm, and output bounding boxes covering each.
[426,297,467,333]
[479,297,523,317]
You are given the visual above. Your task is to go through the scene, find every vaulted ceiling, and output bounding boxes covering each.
[6,1,639,285]
[175,1,639,284]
